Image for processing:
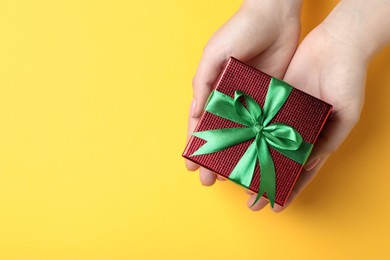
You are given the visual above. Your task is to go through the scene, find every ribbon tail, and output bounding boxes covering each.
[228,141,257,188]
[191,128,256,156]
[251,136,276,208]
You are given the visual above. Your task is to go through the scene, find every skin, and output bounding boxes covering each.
[185,0,390,212]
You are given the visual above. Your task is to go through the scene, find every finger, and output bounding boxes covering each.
[185,159,199,171]
[199,167,217,186]
[217,175,226,181]
[185,100,200,171]
[296,155,330,199]
[301,107,359,174]
[247,194,269,211]
[272,154,331,213]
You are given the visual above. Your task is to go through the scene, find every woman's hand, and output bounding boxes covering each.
[185,0,303,210]
[267,23,368,212]
[268,0,390,212]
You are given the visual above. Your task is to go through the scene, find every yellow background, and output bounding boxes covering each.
[0,0,389,259]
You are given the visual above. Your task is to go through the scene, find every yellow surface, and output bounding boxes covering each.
[0,0,389,259]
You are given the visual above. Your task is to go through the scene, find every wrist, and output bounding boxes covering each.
[314,23,369,72]
[322,0,390,62]
[242,0,303,18]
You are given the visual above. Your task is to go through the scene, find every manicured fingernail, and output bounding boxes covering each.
[190,98,197,118]
[304,157,320,171]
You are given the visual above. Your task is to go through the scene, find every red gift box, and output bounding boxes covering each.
[182,57,332,207]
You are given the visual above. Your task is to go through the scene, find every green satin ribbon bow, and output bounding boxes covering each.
[190,78,313,208]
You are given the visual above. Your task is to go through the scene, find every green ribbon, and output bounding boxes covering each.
[190,78,313,208]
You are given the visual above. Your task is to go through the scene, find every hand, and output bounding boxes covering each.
[185,0,303,210]
[268,23,368,212]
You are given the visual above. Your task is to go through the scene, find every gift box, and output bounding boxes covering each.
[182,57,332,207]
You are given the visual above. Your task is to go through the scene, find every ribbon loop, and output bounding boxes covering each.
[233,90,262,126]
[262,123,302,151]
[234,90,262,123]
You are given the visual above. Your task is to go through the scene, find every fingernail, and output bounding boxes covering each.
[190,98,197,118]
[304,157,321,171]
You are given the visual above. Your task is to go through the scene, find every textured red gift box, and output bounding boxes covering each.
[182,57,332,206]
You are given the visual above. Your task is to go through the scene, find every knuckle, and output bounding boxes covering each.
[192,75,198,89]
